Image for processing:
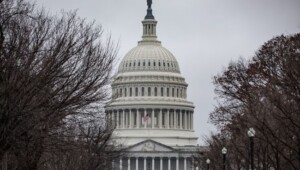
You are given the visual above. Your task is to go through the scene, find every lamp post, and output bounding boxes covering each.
[248,128,255,170]
[206,158,210,170]
[222,147,227,170]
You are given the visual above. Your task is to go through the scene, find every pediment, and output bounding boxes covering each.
[127,140,175,152]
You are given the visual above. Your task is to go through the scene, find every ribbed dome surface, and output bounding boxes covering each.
[118,43,180,73]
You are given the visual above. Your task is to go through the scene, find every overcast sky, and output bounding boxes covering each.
[34,0,300,144]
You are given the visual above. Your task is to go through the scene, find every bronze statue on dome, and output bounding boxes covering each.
[147,0,152,9]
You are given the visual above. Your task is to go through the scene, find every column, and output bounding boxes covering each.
[186,112,189,130]
[166,109,170,128]
[112,159,115,170]
[136,110,140,128]
[152,157,155,170]
[151,109,155,128]
[176,157,179,170]
[122,110,125,128]
[192,158,195,170]
[160,157,163,170]
[120,158,123,170]
[159,109,162,128]
[168,157,171,170]
[116,111,119,129]
[184,157,187,170]
[180,110,182,129]
[144,109,147,128]
[129,109,132,128]
[136,157,139,170]
[144,157,147,170]
[184,111,187,130]
[192,112,194,130]
[128,158,131,170]
[174,110,177,129]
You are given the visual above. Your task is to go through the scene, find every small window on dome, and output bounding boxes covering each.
[172,88,174,97]
[125,88,127,97]
[154,62,156,66]
[177,89,179,97]
[143,62,145,66]
[135,87,138,96]
[167,88,169,97]
[167,63,170,67]
[154,87,157,96]
[159,62,161,67]
[148,62,150,66]
[129,63,131,67]
[138,62,140,66]
[163,62,165,67]
[134,62,136,66]
[130,88,132,96]
[161,87,164,96]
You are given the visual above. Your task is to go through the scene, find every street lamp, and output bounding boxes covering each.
[248,128,255,170]
[206,158,210,170]
[222,147,227,170]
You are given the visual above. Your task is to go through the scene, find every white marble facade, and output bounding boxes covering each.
[105,2,203,169]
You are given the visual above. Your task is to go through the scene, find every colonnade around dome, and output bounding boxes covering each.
[106,108,194,130]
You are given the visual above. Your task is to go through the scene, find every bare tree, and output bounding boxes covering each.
[0,0,120,169]
[202,33,300,170]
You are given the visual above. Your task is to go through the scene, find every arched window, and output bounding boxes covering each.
[148,87,151,96]
[161,87,164,96]
[142,87,144,96]
[154,87,157,96]
[135,87,138,96]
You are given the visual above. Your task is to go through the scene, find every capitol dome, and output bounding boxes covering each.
[105,4,197,147]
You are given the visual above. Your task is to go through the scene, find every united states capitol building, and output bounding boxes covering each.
[105,1,205,170]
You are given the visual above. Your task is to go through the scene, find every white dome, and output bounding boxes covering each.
[118,42,180,73]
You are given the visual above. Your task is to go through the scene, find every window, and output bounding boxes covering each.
[143,62,145,66]
[161,87,164,96]
[172,88,174,97]
[148,87,151,96]
[134,62,136,66]
[168,63,170,67]
[129,63,131,67]
[167,88,169,97]
[177,89,179,97]
[163,62,165,66]
[120,88,123,97]
[159,62,161,66]
[135,87,138,96]
[125,88,127,97]
[138,62,140,66]
[154,87,157,96]
[130,88,132,96]
[154,62,156,66]
[142,87,144,96]
[148,62,150,66]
